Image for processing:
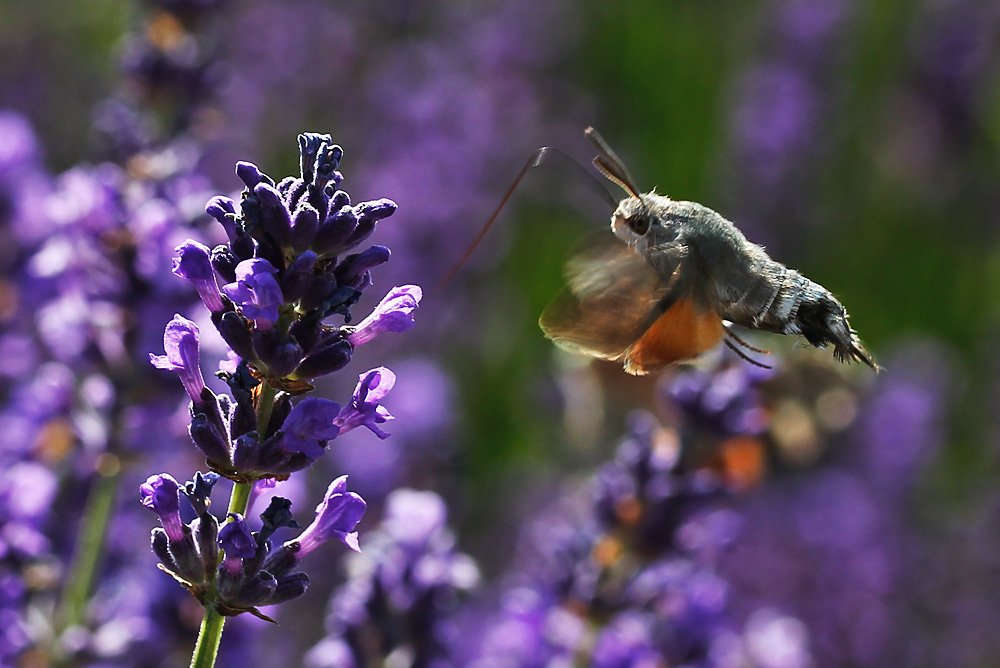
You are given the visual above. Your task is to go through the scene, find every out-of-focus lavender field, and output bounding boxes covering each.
[1,0,999,666]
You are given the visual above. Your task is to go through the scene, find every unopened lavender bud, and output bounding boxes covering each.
[313,206,358,256]
[331,190,350,209]
[151,528,177,571]
[169,527,205,584]
[266,393,293,440]
[294,339,353,380]
[299,277,339,312]
[261,542,300,577]
[298,132,334,183]
[267,339,304,379]
[194,514,220,574]
[344,219,375,249]
[236,161,266,189]
[210,244,239,283]
[252,327,280,367]
[232,432,261,471]
[281,251,318,303]
[290,205,319,255]
[192,387,227,438]
[288,316,322,355]
[227,390,258,441]
[216,312,256,362]
[231,232,256,261]
[334,245,391,289]
[205,196,238,241]
[263,572,309,605]
[189,413,232,467]
[355,198,397,225]
[232,571,277,608]
[343,198,396,248]
[255,182,292,248]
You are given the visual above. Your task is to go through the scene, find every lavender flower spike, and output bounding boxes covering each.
[140,473,184,541]
[295,475,366,554]
[149,314,205,402]
[173,239,224,312]
[221,258,283,329]
[279,397,342,460]
[334,367,395,439]
[345,285,421,346]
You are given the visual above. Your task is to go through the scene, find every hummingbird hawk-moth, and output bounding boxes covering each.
[539,128,879,375]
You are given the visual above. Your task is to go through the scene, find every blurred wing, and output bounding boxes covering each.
[539,232,725,374]
[621,287,725,375]
[539,233,669,361]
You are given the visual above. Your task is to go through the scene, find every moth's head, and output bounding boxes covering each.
[610,192,673,250]
[611,195,652,243]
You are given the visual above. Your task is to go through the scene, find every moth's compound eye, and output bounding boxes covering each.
[627,215,650,235]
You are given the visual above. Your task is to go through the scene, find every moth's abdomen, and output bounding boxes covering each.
[788,282,877,369]
[719,264,878,370]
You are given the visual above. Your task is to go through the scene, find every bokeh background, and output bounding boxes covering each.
[1,0,999,666]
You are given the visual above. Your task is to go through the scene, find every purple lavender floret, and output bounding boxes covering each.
[293,475,366,555]
[334,367,396,439]
[344,285,422,347]
[219,513,257,561]
[221,258,283,329]
[148,314,205,403]
[278,397,341,460]
[172,239,224,312]
[139,473,183,536]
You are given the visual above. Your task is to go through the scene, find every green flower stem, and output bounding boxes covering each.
[56,455,122,631]
[256,381,278,438]
[190,382,278,668]
[189,604,227,668]
[226,480,253,516]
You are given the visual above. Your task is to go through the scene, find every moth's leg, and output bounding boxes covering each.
[723,323,772,369]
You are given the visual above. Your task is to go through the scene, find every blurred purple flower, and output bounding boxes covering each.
[306,488,479,668]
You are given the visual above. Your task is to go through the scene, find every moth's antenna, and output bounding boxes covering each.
[585,127,642,199]
[431,145,617,298]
